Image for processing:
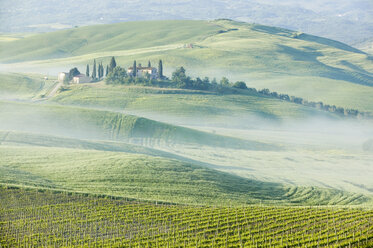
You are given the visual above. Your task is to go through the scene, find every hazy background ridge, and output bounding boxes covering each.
[0,0,372,47]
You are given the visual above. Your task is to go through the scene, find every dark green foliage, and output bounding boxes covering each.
[97,63,101,79]
[105,67,128,85]
[132,60,137,77]
[172,66,187,82]
[106,65,109,77]
[158,59,163,79]
[86,64,89,77]
[109,57,116,73]
[233,81,247,89]
[257,87,370,118]
[220,77,230,86]
[98,62,104,79]
[148,60,151,67]
[92,59,97,80]
[68,67,80,81]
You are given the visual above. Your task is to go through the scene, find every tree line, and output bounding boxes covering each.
[69,57,371,120]
[106,62,372,119]
[85,57,117,81]
[84,57,164,81]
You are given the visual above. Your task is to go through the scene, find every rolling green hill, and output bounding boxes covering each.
[0,100,277,150]
[0,145,368,206]
[0,73,55,99]
[1,20,372,112]
[1,77,372,201]
[50,82,340,125]
[1,20,372,208]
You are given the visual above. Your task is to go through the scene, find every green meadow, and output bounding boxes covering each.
[0,20,372,208]
[1,20,372,112]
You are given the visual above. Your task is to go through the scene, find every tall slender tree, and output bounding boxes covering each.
[99,63,103,79]
[133,60,137,77]
[148,60,151,67]
[92,59,97,80]
[86,64,90,77]
[106,65,109,77]
[97,63,100,79]
[109,57,117,72]
[158,59,163,79]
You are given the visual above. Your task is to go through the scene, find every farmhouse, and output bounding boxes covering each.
[72,74,91,84]
[127,65,158,79]
[58,72,68,83]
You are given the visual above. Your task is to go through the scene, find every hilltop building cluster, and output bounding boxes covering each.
[58,57,162,84]
[127,64,158,79]
[58,72,91,84]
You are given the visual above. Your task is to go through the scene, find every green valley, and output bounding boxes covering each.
[1,17,373,248]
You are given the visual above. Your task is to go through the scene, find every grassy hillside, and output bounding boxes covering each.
[50,83,339,125]
[0,145,368,206]
[1,20,372,112]
[0,73,55,99]
[0,20,221,63]
[0,100,276,150]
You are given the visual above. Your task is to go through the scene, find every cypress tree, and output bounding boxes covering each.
[158,59,163,79]
[98,63,102,78]
[109,57,117,72]
[97,63,100,79]
[92,59,97,80]
[133,60,137,77]
[86,64,89,77]
[106,65,109,76]
[148,60,151,67]
[99,63,103,79]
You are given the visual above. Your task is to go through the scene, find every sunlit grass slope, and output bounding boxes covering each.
[0,145,368,206]
[0,20,221,63]
[51,83,339,126]
[1,20,372,111]
[0,73,55,99]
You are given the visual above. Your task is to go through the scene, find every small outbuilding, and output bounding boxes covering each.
[58,72,68,83]
[72,74,91,84]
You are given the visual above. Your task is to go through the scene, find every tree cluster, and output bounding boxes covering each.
[104,64,371,120]
[86,56,118,81]
[255,88,370,119]
[64,67,80,83]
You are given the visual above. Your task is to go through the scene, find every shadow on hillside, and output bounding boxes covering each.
[252,24,365,54]
[277,44,373,87]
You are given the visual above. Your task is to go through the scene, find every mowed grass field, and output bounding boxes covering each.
[1,20,372,112]
[0,141,368,206]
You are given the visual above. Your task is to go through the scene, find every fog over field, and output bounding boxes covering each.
[2,2,373,247]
